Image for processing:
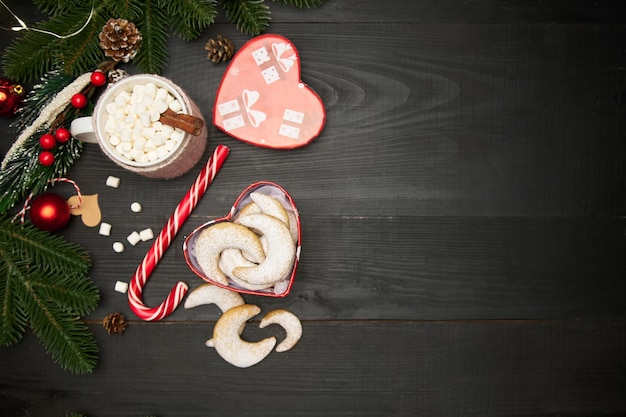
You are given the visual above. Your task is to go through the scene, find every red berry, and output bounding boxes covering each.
[39,133,56,150]
[71,93,87,109]
[54,127,70,143]
[39,151,55,166]
[90,71,107,87]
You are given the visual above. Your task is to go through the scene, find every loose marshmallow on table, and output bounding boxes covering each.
[130,202,142,213]
[106,175,121,188]
[127,231,141,246]
[114,280,129,293]
[99,222,112,236]
[139,228,154,241]
[113,241,125,253]
[104,82,185,164]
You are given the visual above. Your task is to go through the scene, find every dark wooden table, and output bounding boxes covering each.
[2,1,626,416]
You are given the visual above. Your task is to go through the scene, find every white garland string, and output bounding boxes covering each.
[0,0,95,39]
[1,72,93,169]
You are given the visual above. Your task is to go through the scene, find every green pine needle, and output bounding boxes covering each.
[133,0,170,74]
[2,0,324,82]
[158,0,217,40]
[220,0,271,35]
[0,218,99,374]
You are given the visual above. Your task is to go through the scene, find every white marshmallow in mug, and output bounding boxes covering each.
[103,82,185,164]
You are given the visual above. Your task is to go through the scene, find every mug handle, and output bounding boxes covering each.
[70,117,99,144]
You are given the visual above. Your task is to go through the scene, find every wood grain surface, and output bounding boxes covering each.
[1,1,625,416]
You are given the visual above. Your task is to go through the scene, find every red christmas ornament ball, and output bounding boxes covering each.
[71,93,88,109]
[54,127,71,143]
[29,193,71,232]
[39,151,55,166]
[39,133,57,149]
[90,71,107,87]
[0,77,25,117]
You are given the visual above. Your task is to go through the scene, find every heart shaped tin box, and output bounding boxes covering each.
[184,181,301,297]
[213,34,326,149]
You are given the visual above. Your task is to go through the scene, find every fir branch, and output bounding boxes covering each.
[11,71,75,133]
[22,285,98,374]
[1,28,63,83]
[220,0,271,35]
[133,0,170,74]
[2,0,324,82]
[0,218,99,374]
[157,0,217,40]
[32,0,87,16]
[0,259,28,345]
[0,69,92,215]
[55,9,109,78]
[108,0,145,20]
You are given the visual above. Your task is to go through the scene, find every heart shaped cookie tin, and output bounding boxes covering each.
[184,181,301,297]
[213,34,326,149]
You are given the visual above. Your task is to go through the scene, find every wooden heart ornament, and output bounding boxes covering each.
[213,34,326,149]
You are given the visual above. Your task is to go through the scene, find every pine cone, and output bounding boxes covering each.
[205,35,235,63]
[102,312,128,334]
[99,18,142,63]
[107,68,129,84]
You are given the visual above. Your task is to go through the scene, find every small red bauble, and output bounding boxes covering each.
[39,151,55,166]
[29,193,71,232]
[0,77,25,117]
[71,93,88,109]
[90,71,107,87]
[54,127,71,143]
[39,133,57,150]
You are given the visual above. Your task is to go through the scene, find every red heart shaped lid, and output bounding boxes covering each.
[213,34,326,149]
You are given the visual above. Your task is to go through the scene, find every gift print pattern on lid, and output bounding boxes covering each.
[213,34,326,149]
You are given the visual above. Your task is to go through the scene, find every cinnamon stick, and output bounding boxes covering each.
[159,108,204,136]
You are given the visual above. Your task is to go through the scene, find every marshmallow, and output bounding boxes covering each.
[106,176,121,188]
[139,228,154,241]
[145,82,157,97]
[99,222,112,236]
[127,231,141,246]
[169,99,182,112]
[114,280,129,293]
[130,202,142,213]
[104,83,186,163]
[109,134,121,147]
[113,242,125,253]
[156,87,169,101]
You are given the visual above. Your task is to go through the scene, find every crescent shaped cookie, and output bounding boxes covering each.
[210,304,276,368]
[259,309,302,352]
[183,282,245,312]
[219,248,275,291]
[232,213,296,286]
[194,222,265,285]
[249,191,290,225]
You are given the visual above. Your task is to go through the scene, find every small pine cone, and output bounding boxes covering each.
[102,312,128,334]
[99,18,142,63]
[205,35,235,63]
[107,68,129,84]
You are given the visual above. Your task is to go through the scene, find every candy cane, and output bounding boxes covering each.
[128,144,230,321]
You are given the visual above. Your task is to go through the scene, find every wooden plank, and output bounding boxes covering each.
[3,23,625,217]
[236,0,626,23]
[64,215,626,321]
[1,321,624,416]
[163,22,626,217]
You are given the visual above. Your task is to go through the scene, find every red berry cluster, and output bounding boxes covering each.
[38,128,70,166]
[38,71,108,166]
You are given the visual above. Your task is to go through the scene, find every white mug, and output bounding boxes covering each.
[71,74,207,179]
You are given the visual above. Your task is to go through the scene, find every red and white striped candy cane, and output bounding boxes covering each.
[128,144,230,321]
